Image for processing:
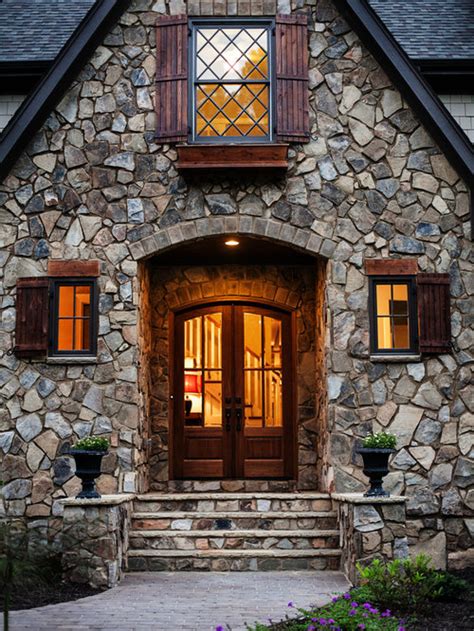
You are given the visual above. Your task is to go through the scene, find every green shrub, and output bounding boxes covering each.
[357,554,443,614]
[72,436,110,451]
[362,432,397,449]
[435,571,472,602]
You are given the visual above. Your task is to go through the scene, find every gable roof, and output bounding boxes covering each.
[0,0,472,229]
[368,0,474,61]
[0,0,96,64]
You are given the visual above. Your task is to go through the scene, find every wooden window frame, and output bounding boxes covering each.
[369,276,419,356]
[188,17,275,145]
[49,278,98,358]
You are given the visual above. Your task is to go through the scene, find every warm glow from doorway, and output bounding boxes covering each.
[225,239,240,247]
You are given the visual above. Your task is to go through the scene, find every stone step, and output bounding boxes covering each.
[129,529,340,551]
[127,548,342,572]
[134,492,333,514]
[131,511,338,531]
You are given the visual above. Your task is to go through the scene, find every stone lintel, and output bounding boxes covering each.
[331,492,406,504]
[61,493,135,507]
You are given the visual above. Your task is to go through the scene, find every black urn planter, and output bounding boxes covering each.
[357,448,396,497]
[70,449,107,499]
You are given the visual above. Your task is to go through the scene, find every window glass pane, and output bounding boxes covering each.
[393,317,410,349]
[204,313,222,369]
[245,370,262,427]
[184,316,202,369]
[58,285,75,317]
[74,317,90,351]
[265,370,282,427]
[377,316,392,349]
[244,313,262,368]
[57,319,74,351]
[376,284,391,316]
[264,317,281,368]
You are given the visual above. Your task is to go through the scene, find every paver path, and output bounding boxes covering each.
[9,571,350,631]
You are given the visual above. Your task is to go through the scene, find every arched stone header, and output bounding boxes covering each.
[129,216,335,261]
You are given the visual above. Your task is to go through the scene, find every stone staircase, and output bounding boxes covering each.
[128,492,341,571]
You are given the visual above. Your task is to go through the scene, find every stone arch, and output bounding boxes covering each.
[135,221,331,492]
[128,216,335,262]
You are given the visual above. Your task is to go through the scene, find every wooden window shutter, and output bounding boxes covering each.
[275,14,310,143]
[14,278,49,358]
[417,273,451,354]
[155,15,188,143]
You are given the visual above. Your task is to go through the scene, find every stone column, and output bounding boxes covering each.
[332,493,408,585]
[61,494,134,589]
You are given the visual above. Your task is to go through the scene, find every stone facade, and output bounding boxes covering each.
[0,0,472,567]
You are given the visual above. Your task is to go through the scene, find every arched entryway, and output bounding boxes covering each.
[137,233,329,491]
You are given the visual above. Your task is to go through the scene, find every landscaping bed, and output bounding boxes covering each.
[249,561,474,631]
[3,582,103,611]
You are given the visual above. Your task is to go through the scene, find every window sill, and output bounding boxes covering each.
[370,354,421,363]
[46,356,98,365]
[176,143,289,169]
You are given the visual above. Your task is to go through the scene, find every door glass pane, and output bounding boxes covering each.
[185,316,202,369]
[204,379,222,427]
[184,370,202,425]
[204,313,222,369]
[244,370,263,427]
[244,313,262,368]
[265,370,282,427]
[264,316,281,368]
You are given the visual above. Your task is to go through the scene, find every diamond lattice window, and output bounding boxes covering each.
[192,22,272,141]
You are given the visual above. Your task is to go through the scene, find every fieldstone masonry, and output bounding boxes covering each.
[0,0,472,570]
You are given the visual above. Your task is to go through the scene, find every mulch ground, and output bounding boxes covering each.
[3,582,103,611]
[415,569,474,631]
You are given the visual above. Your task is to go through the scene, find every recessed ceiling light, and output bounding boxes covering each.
[225,239,240,247]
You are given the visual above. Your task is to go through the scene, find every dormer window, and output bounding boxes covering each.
[190,20,273,143]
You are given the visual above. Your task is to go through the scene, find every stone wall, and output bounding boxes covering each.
[61,495,133,588]
[333,493,408,584]
[145,263,321,489]
[0,0,472,560]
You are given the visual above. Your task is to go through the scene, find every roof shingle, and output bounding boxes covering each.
[369,0,474,60]
[0,0,96,63]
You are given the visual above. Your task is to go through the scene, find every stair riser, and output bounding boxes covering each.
[128,556,341,572]
[129,535,340,551]
[132,516,338,531]
[133,499,333,513]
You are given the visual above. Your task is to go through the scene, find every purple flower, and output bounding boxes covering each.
[349,610,357,616]
[319,620,327,626]
[215,627,224,631]
[307,626,315,631]
[357,625,366,630]
[343,593,351,600]
[350,602,359,608]
[363,603,372,610]
[363,613,369,618]
[382,610,392,618]
[398,627,406,631]
[331,596,339,603]
[328,621,335,625]
[288,601,294,608]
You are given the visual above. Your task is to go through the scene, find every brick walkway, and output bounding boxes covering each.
[10,571,350,630]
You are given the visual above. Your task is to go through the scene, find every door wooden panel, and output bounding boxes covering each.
[172,303,294,479]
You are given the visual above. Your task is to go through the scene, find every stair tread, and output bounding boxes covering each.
[132,511,337,519]
[130,529,340,538]
[136,492,331,501]
[128,548,342,558]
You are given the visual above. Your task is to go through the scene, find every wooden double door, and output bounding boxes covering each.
[172,303,294,479]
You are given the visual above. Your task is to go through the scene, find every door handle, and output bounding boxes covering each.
[225,408,232,431]
[235,407,242,432]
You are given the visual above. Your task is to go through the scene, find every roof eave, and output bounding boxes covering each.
[0,0,131,181]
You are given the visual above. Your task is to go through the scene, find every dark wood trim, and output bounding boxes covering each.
[176,143,289,169]
[47,260,100,278]
[365,259,418,276]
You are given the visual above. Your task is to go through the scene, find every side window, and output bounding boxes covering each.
[50,280,98,356]
[369,277,418,355]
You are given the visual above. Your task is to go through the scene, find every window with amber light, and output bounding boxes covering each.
[191,19,273,142]
[50,280,97,356]
[369,278,418,354]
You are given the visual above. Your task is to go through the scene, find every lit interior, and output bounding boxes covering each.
[244,313,282,428]
[184,313,222,427]
[195,27,269,138]
[375,283,410,350]
[57,285,91,351]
